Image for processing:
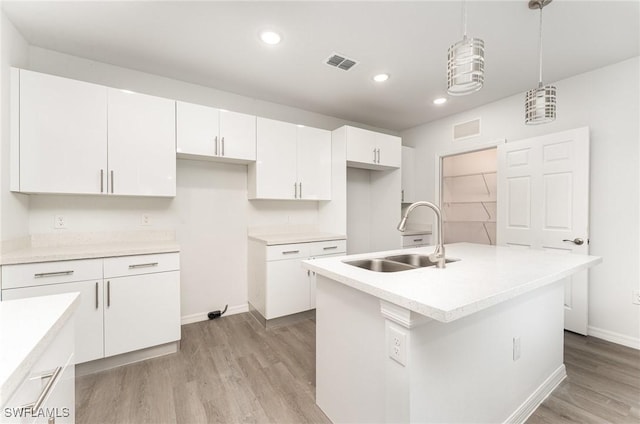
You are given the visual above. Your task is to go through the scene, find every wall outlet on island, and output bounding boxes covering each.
[54,215,66,229]
[388,327,407,366]
[632,290,640,306]
[141,214,151,226]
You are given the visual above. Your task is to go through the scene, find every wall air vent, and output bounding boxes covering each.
[453,118,481,140]
[325,53,358,71]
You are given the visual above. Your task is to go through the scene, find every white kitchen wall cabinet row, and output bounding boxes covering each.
[248,117,332,200]
[344,125,401,170]
[0,253,181,364]
[176,101,256,163]
[11,68,176,197]
[248,239,346,320]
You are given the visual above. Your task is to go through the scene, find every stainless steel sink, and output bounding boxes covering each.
[344,255,460,272]
[344,259,415,273]
[384,254,459,268]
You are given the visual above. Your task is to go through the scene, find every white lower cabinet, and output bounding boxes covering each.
[249,239,346,320]
[0,252,181,364]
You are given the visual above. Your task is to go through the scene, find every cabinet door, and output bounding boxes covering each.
[377,133,401,168]
[266,259,309,319]
[346,126,376,165]
[107,89,176,197]
[104,271,180,357]
[19,69,107,194]
[401,146,416,203]
[176,101,218,156]
[254,117,297,199]
[308,253,344,309]
[2,281,104,364]
[297,126,331,200]
[219,110,256,161]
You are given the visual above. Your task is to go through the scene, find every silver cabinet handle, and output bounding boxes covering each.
[299,182,302,198]
[282,250,300,255]
[110,170,114,193]
[563,238,584,246]
[401,189,404,202]
[34,270,74,278]
[294,182,298,199]
[413,238,424,242]
[128,262,159,269]
[21,366,62,414]
[373,148,377,163]
[376,148,381,163]
[107,280,111,307]
[221,136,225,156]
[214,136,218,156]
[323,246,338,250]
[95,282,99,309]
[100,169,104,193]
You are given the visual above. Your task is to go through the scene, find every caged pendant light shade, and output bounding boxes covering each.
[447,1,485,96]
[525,0,556,125]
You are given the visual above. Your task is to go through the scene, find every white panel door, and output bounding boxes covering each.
[266,259,310,319]
[2,280,105,364]
[19,69,107,194]
[176,101,219,156]
[107,89,176,196]
[104,271,181,357]
[297,126,331,200]
[376,133,401,168]
[219,110,256,161]
[255,117,297,199]
[497,127,590,334]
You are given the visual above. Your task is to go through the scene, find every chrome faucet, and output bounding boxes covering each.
[397,201,446,268]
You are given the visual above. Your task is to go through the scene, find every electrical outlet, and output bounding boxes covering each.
[513,337,521,361]
[54,215,66,229]
[388,327,407,366]
[141,214,151,226]
[633,290,640,305]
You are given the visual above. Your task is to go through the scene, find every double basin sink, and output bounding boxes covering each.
[344,254,459,272]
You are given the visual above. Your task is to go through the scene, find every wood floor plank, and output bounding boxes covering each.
[76,317,638,424]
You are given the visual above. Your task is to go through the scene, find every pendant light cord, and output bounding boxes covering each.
[538,6,544,86]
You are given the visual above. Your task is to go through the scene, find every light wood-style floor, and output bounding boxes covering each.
[77,313,640,424]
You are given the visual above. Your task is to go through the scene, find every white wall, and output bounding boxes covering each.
[402,57,640,347]
[5,43,396,321]
[0,12,29,248]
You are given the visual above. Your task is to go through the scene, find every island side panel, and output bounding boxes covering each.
[408,281,565,423]
[315,275,386,423]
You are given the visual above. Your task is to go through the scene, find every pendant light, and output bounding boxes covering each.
[525,0,556,124]
[447,0,485,96]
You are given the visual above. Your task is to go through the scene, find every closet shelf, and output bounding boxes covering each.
[443,200,497,205]
[444,220,496,224]
[442,171,497,179]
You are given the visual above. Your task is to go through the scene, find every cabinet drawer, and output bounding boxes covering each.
[308,240,347,257]
[402,234,432,248]
[1,259,103,289]
[103,253,179,278]
[266,243,310,261]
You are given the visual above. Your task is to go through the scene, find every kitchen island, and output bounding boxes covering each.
[302,242,601,424]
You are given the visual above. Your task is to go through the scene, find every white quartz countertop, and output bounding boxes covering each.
[302,242,602,323]
[0,292,80,407]
[248,232,346,245]
[0,240,180,265]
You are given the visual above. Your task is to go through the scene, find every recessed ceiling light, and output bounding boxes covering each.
[373,74,390,82]
[433,97,447,105]
[260,31,281,45]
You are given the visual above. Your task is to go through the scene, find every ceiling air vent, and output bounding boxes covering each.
[325,53,358,71]
[453,118,481,141]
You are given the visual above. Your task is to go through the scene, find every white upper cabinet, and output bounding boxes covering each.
[108,89,176,197]
[345,126,401,170]
[401,146,416,203]
[249,117,331,200]
[176,101,256,163]
[16,69,108,194]
[11,68,176,197]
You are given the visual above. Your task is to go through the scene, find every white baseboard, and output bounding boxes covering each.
[588,326,640,350]
[504,364,567,424]
[181,303,249,325]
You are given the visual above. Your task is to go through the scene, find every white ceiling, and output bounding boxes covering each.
[3,1,639,131]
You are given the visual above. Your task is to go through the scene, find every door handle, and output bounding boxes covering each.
[562,238,584,246]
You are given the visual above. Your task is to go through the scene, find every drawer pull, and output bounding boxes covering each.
[21,366,62,414]
[34,270,74,278]
[95,282,99,309]
[323,246,338,250]
[128,262,159,269]
[281,250,300,255]
[107,280,111,307]
[413,238,424,242]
